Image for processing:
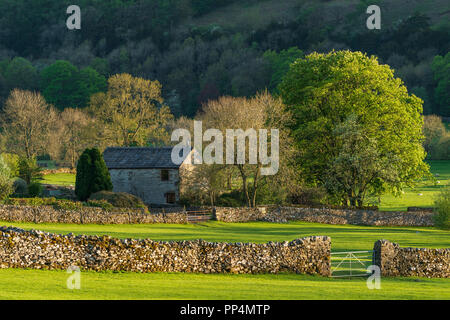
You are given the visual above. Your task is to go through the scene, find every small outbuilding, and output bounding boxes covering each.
[102,147,192,206]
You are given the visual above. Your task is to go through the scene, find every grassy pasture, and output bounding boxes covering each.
[2,220,449,252]
[379,160,449,211]
[0,269,448,300]
[0,220,448,300]
[40,173,76,186]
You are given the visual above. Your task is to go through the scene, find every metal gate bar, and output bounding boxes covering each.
[331,250,373,278]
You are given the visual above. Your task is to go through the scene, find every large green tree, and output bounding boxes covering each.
[431,53,450,117]
[279,50,429,206]
[40,61,106,110]
[263,47,304,93]
[3,57,39,91]
[89,73,173,147]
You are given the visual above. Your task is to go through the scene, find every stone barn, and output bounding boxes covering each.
[103,147,192,206]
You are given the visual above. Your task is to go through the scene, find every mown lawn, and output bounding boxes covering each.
[40,173,75,186]
[379,160,450,211]
[0,269,448,300]
[2,220,449,252]
[0,220,448,300]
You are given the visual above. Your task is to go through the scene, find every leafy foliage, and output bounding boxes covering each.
[89,191,147,210]
[27,182,43,197]
[18,157,42,185]
[40,61,106,110]
[0,155,13,201]
[12,177,28,196]
[279,51,429,206]
[433,188,450,229]
[431,53,450,117]
[75,148,112,201]
[88,73,173,146]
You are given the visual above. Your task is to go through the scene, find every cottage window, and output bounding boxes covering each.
[161,169,169,181]
[165,192,176,204]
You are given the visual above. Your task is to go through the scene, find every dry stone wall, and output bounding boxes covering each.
[373,240,450,278]
[0,205,187,224]
[0,205,435,227]
[216,206,434,226]
[0,226,331,275]
[215,207,267,222]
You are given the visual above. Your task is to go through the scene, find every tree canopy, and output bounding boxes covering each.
[279,50,429,206]
[75,148,112,201]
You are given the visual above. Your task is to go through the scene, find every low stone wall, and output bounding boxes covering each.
[215,207,267,222]
[0,226,331,275]
[0,205,187,224]
[372,240,450,278]
[216,206,434,226]
[41,168,76,175]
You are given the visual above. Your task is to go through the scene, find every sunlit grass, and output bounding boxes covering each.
[40,173,76,186]
[0,269,448,300]
[2,220,449,252]
[379,160,450,211]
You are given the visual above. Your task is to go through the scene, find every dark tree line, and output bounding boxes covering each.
[0,1,448,117]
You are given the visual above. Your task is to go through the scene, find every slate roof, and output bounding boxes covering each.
[103,147,188,169]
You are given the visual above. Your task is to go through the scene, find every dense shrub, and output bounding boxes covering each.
[12,177,28,196]
[1,153,19,177]
[215,190,245,207]
[18,157,42,184]
[7,197,55,206]
[289,186,327,206]
[423,115,450,160]
[7,197,83,211]
[28,182,42,197]
[0,174,13,202]
[433,188,450,229]
[85,199,115,211]
[0,155,13,201]
[75,148,113,201]
[89,191,147,210]
[52,199,83,211]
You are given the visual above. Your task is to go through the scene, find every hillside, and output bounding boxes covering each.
[0,0,448,117]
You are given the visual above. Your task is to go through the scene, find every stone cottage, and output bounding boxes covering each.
[103,147,192,206]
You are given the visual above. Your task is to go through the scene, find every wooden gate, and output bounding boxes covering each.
[186,209,212,223]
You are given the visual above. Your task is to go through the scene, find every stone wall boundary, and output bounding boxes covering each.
[372,240,450,278]
[0,205,187,224]
[215,206,435,226]
[0,226,331,275]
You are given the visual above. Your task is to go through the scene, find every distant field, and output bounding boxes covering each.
[41,173,75,186]
[379,160,450,211]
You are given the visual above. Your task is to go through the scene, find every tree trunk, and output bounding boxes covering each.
[238,165,251,207]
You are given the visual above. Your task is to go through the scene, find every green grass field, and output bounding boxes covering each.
[0,269,448,300]
[2,220,449,251]
[0,221,449,300]
[40,173,75,186]
[10,160,447,300]
[379,160,450,211]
